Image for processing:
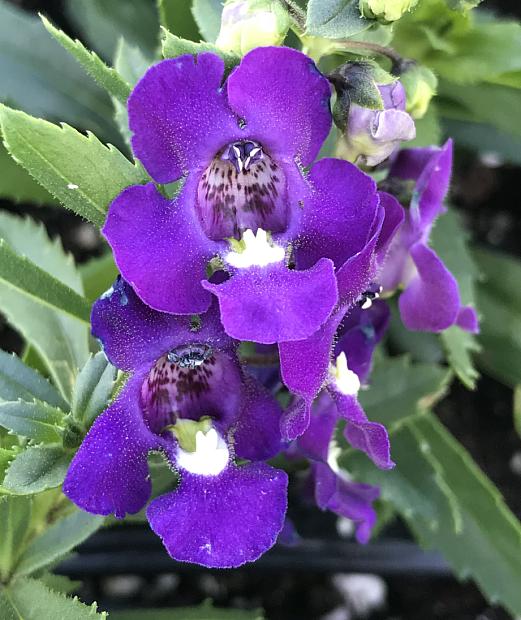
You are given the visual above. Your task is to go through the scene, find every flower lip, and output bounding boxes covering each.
[196,140,288,241]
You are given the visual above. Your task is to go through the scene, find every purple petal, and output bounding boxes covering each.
[296,158,379,271]
[227,47,331,167]
[332,392,394,470]
[456,305,479,333]
[313,462,379,544]
[335,207,385,307]
[335,301,391,384]
[375,191,404,267]
[399,242,460,332]
[203,259,338,344]
[63,372,164,518]
[233,374,283,461]
[297,393,338,462]
[279,307,345,440]
[104,181,219,315]
[92,279,234,371]
[147,463,288,568]
[129,55,240,183]
[391,140,453,232]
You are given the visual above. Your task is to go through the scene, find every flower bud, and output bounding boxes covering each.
[338,80,416,167]
[216,0,290,56]
[400,64,437,119]
[359,0,419,23]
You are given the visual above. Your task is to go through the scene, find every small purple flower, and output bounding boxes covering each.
[339,81,416,167]
[104,47,400,345]
[64,279,287,568]
[294,302,393,542]
[381,140,479,333]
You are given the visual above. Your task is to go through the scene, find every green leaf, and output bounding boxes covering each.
[340,415,461,531]
[0,212,89,401]
[0,400,65,443]
[72,353,117,427]
[80,253,118,303]
[2,446,71,495]
[111,601,264,620]
[0,141,55,205]
[0,0,116,143]
[407,413,521,616]
[0,239,90,324]
[112,39,154,146]
[0,351,66,410]
[16,509,103,577]
[41,15,131,104]
[358,355,450,428]
[64,0,159,60]
[38,573,81,595]
[159,0,201,40]
[0,104,147,228]
[2,577,107,619]
[408,104,442,147]
[161,30,239,70]
[306,0,371,39]
[473,247,521,388]
[0,496,31,581]
[192,0,224,43]
[430,210,481,389]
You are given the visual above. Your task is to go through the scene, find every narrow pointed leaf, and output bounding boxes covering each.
[0,496,31,581]
[41,15,131,104]
[2,446,71,495]
[0,239,90,323]
[0,400,65,443]
[0,351,67,410]
[72,353,117,427]
[16,509,103,577]
[0,105,147,228]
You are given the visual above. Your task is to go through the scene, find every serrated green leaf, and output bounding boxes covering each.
[430,210,481,389]
[0,351,66,410]
[0,105,147,228]
[80,253,118,303]
[0,141,55,204]
[407,413,521,616]
[306,0,371,39]
[38,573,81,595]
[16,509,103,577]
[340,415,461,532]
[192,0,224,43]
[159,0,201,40]
[0,400,65,443]
[0,496,31,581]
[112,39,154,146]
[64,0,159,60]
[111,601,264,620]
[0,447,15,481]
[161,29,239,69]
[0,0,116,142]
[0,212,89,401]
[72,353,116,427]
[41,15,131,104]
[473,247,521,388]
[0,239,90,324]
[3,577,107,619]
[358,355,450,427]
[3,446,71,495]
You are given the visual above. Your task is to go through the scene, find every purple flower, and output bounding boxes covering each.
[103,47,399,345]
[294,302,393,542]
[63,278,287,568]
[381,140,479,333]
[338,81,416,167]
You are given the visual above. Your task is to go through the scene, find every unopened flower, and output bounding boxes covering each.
[359,0,419,23]
[64,279,287,568]
[400,64,437,119]
[338,80,416,167]
[216,0,290,55]
[381,140,479,333]
[105,48,400,346]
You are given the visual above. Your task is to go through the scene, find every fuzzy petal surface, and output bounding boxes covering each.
[147,463,288,568]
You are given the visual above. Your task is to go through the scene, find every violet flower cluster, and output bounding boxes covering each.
[64,46,477,568]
